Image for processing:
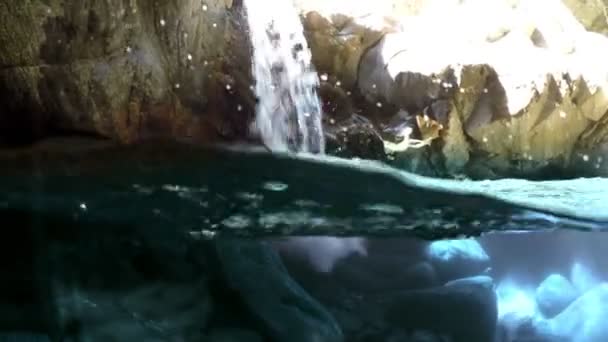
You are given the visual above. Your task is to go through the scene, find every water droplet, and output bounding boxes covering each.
[559,111,567,118]
[203,60,209,66]
[346,91,351,96]
[187,53,193,61]
[79,203,87,210]
[320,74,328,81]
[329,118,335,124]
[237,104,243,111]
[372,84,377,89]
[174,83,181,89]
[212,23,217,28]
[583,154,590,162]
[483,136,488,143]
[202,4,208,11]
[160,19,166,26]
[376,102,383,108]
[225,84,232,90]
[126,46,132,53]
[483,88,488,93]
[335,80,341,86]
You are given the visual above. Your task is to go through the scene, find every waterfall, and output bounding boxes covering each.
[244,0,325,154]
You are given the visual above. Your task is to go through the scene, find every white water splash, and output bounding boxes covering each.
[244,0,325,154]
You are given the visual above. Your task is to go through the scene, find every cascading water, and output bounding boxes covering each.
[244,0,325,154]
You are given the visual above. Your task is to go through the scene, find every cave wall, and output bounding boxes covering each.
[0,0,254,145]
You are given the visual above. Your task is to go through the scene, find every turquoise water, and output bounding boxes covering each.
[1,143,606,238]
[1,142,608,341]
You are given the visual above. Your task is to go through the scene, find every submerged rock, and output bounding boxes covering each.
[0,0,253,145]
[548,283,608,342]
[535,274,579,318]
[384,275,497,342]
[214,239,344,342]
[426,239,490,282]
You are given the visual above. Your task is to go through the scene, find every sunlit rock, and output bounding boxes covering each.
[535,274,579,318]
[427,239,490,282]
[299,0,608,178]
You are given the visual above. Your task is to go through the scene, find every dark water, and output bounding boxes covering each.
[1,142,607,341]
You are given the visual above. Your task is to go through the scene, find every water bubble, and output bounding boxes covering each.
[222,214,252,229]
[262,181,288,192]
[160,19,166,26]
[320,74,328,81]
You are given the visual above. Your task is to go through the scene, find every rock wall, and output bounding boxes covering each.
[0,0,254,145]
[300,0,608,178]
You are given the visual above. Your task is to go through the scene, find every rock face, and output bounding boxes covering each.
[426,239,490,283]
[0,0,254,145]
[299,0,608,179]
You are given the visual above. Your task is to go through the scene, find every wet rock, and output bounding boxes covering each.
[535,274,579,318]
[214,239,344,342]
[325,114,386,160]
[0,1,253,145]
[426,239,490,282]
[384,275,497,342]
[301,0,608,178]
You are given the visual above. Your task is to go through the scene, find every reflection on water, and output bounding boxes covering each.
[1,144,608,341]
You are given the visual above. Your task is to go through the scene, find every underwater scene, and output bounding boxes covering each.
[1,0,608,341]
